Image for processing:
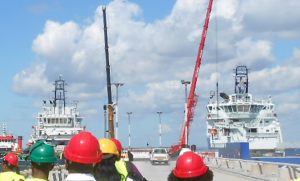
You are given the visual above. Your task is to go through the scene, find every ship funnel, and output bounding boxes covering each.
[18,136,23,151]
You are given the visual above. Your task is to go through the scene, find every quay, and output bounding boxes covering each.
[20,149,300,181]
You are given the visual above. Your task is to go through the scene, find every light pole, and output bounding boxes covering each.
[181,80,191,103]
[181,80,190,146]
[127,112,132,148]
[112,82,124,139]
[103,105,107,138]
[157,111,163,147]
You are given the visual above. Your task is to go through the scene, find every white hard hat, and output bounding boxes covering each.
[179,148,191,156]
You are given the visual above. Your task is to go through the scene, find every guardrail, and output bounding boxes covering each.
[204,156,300,181]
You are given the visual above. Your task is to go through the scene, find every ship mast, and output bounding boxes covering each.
[234,65,249,94]
[53,75,66,114]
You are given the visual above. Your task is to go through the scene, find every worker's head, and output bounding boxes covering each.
[110,138,123,157]
[99,138,119,159]
[95,138,121,181]
[29,141,57,178]
[168,151,213,181]
[64,131,102,164]
[2,152,19,171]
[29,140,57,164]
[64,131,102,173]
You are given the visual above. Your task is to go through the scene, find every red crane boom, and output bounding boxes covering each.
[170,0,214,155]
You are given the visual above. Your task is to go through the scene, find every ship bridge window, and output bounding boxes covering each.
[244,105,250,112]
[248,128,257,133]
[224,106,229,112]
[208,106,212,111]
[237,105,243,112]
[228,106,233,112]
[232,106,237,112]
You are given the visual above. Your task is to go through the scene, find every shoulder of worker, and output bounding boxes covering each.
[0,171,25,181]
[24,178,48,181]
[64,173,96,181]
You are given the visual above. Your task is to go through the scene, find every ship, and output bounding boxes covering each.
[30,76,84,153]
[0,124,22,154]
[206,65,283,156]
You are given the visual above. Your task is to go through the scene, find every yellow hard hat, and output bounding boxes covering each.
[99,138,119,155]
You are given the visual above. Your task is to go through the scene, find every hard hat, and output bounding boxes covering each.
[173,151,208,178]
[111,138,123,154]
[3,152,19,167]
[64,131,102,164]
[179,148,191,156]
[29,141,57,164]
[99,138,119,155]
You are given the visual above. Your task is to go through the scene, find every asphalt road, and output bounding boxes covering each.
[133,160,260,181]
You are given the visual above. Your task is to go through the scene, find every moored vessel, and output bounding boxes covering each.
[206,65,283,156]
[0,124,22,154]
[30,76,84,153]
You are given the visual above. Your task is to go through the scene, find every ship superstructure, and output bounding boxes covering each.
[206,66,283,152]
[0,124,19,153]
[31,76,84,151]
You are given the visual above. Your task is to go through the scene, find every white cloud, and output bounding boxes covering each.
[13,64,51,96]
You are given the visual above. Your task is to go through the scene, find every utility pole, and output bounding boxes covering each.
[103,105,107,138]
[127,112,132,148]
[157,111,163,147]
[112,82,124,139]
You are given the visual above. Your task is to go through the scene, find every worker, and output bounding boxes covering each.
[95,138,125,181]
[64,131,102,181]
[168,151,213,181]
[25,140,57,181]
[0,152,25,181]
[111,138,147,181]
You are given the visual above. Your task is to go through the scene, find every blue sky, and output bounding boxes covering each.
[1,0,300,149]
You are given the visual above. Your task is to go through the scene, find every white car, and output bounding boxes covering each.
[149,148,169,165]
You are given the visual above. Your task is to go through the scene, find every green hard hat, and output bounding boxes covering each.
[29,140,57,164]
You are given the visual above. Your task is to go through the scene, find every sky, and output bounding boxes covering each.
[0,0,300,149]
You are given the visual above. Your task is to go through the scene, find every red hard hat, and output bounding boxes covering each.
[64,131,103,164]
[3,152,19,167]
[173,151,208,178]
[111,138,123,154]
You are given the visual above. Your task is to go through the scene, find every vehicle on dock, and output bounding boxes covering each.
[149,148,169,165]
[30,76,84,153]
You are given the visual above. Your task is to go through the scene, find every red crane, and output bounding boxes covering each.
[169,0,214,155]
